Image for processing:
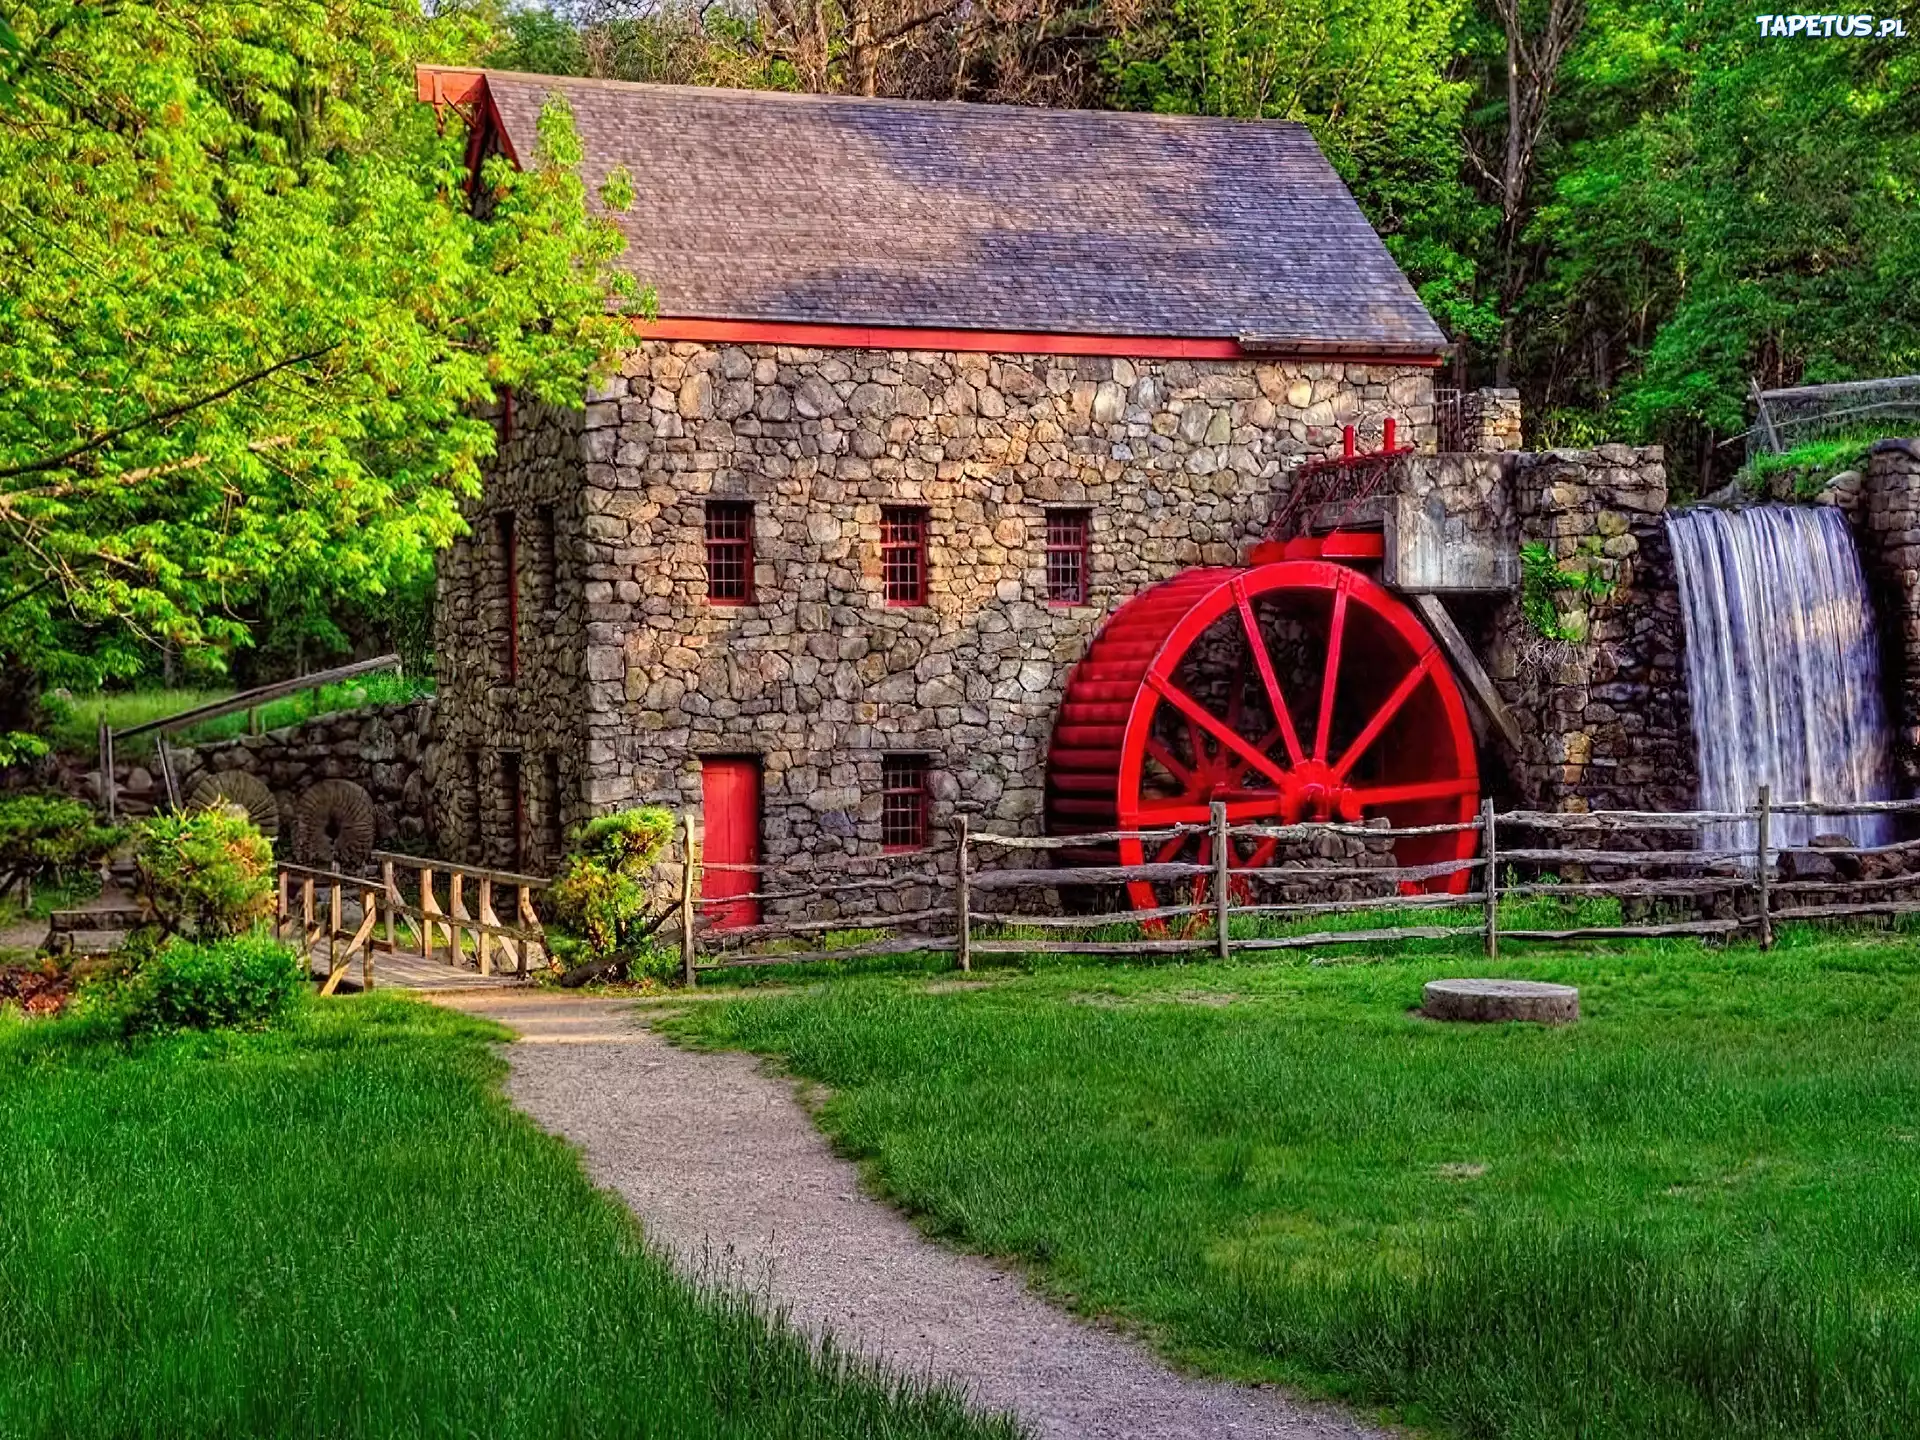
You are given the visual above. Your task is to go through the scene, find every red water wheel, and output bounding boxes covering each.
[1044,562,1480,920]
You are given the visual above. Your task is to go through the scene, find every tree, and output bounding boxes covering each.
[488,0,1112,106]
[1519,0,1920,477]
[1104,0,1498,351]
[0,1,639,728]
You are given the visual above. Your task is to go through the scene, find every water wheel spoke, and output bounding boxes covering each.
[1137,800,1213,826]
[1145,739,1200,791]
[1230,724,1287,789]
[1148,673,1292,790]
[1153,832,1191,863]
[1331,649,1442,783]
[1313,586,1349,763]
[1233,579,1306,767]
[1348,777,1478,809]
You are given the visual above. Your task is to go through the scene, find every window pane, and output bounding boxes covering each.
[1045,509,1089,604]
[705,501,754,603]
[881,754,928,849]
[881,506,927,605]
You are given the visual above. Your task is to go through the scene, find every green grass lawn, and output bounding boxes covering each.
[665,928,1920,1440]
[44,673,433,760]
[0,997,1019,1440]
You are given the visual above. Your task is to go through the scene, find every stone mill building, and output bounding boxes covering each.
[419,66,1700,915]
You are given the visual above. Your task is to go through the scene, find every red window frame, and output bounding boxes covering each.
[880,754,929,851]
[1045,509,1091,606]
[704,500,754,604]
[881,506,929,606]
[501,750,525,873]
[495,510,519,681]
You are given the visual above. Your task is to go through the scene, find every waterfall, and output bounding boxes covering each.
[1666,504,1895,849]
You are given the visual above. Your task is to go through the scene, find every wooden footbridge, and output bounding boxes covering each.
[275,851,548,994]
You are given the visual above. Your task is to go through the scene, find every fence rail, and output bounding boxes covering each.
[673,788,1920,981]
[274,851,550,990]
[100,653,405,820]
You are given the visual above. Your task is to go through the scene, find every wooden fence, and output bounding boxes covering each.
[677,790,1920,979]
[274,851,549,991]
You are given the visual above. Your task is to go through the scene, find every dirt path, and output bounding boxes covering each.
[442,992,1390,1440]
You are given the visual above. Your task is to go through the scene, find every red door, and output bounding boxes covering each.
[700,758,762,929]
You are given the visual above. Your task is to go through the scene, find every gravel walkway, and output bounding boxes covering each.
[442,992,1390,1440]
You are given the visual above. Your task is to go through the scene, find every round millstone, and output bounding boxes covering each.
[1422,978,1579,1024]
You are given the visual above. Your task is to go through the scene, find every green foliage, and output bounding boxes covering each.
[1740,436,1878,499]
[0,1,640,714]
[1103,0,1496,346]
[0,731,46,767]
[0,794,120,894]
[547,808,677,980]
[1529,0,1920,462]
[132,811,275,942]
[671,933,1920,1439]
[120,934,304,1037]
[1519,539,1615,642]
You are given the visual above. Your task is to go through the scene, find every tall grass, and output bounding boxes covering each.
[668,933,1920,1439]
[0,998,1019,1440]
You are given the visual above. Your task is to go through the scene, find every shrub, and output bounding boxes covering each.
[133,809,275,940]
[121,934,304,1036]
[547,807,675,982]
[0,794,122,899]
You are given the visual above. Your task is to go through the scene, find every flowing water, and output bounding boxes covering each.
[1666,504,1894,848]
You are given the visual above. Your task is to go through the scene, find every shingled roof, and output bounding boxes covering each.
[441,69,1446,356]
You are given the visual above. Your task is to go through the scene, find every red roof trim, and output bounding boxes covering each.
[633,317,1443,365]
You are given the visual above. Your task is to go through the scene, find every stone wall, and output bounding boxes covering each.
[576,342,1434,860]
[431,397,590,874]
[1447,386,1523,452]
[432,339,1438,889]
[1861,439,1920,785]
[1482,446,1693,813]
[174,699,437,852]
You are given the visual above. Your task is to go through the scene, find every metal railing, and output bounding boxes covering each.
[99,653,404,819]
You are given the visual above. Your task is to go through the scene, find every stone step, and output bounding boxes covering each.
[48,906,144,933]
[49,929,132,958]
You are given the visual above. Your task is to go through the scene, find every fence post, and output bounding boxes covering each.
[381,859,396,955]
[679,812,698,987]
[449,872,465,968]
[477,877,493,977]
[328,880,342,978]
[361,887,377,992]
[1212,801,1231,962]
[955,816,972,972]
[98,720,116,822]
[275,870,288,943]
[1755,783,1773,951]
[1481,797,1499,960]
[517,884,535,977]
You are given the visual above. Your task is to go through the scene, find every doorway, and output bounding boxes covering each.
[700,757,762,929]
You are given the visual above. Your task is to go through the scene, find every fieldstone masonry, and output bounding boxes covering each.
[1481,446,1695,814]
[1861,439,1920,785]
[432,348,1747,904]
[435,339,1437,890]
[1449,387,1523,452]
[174,699,437,851]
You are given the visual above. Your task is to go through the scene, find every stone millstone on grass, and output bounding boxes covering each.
[1422,978,1579,1024]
